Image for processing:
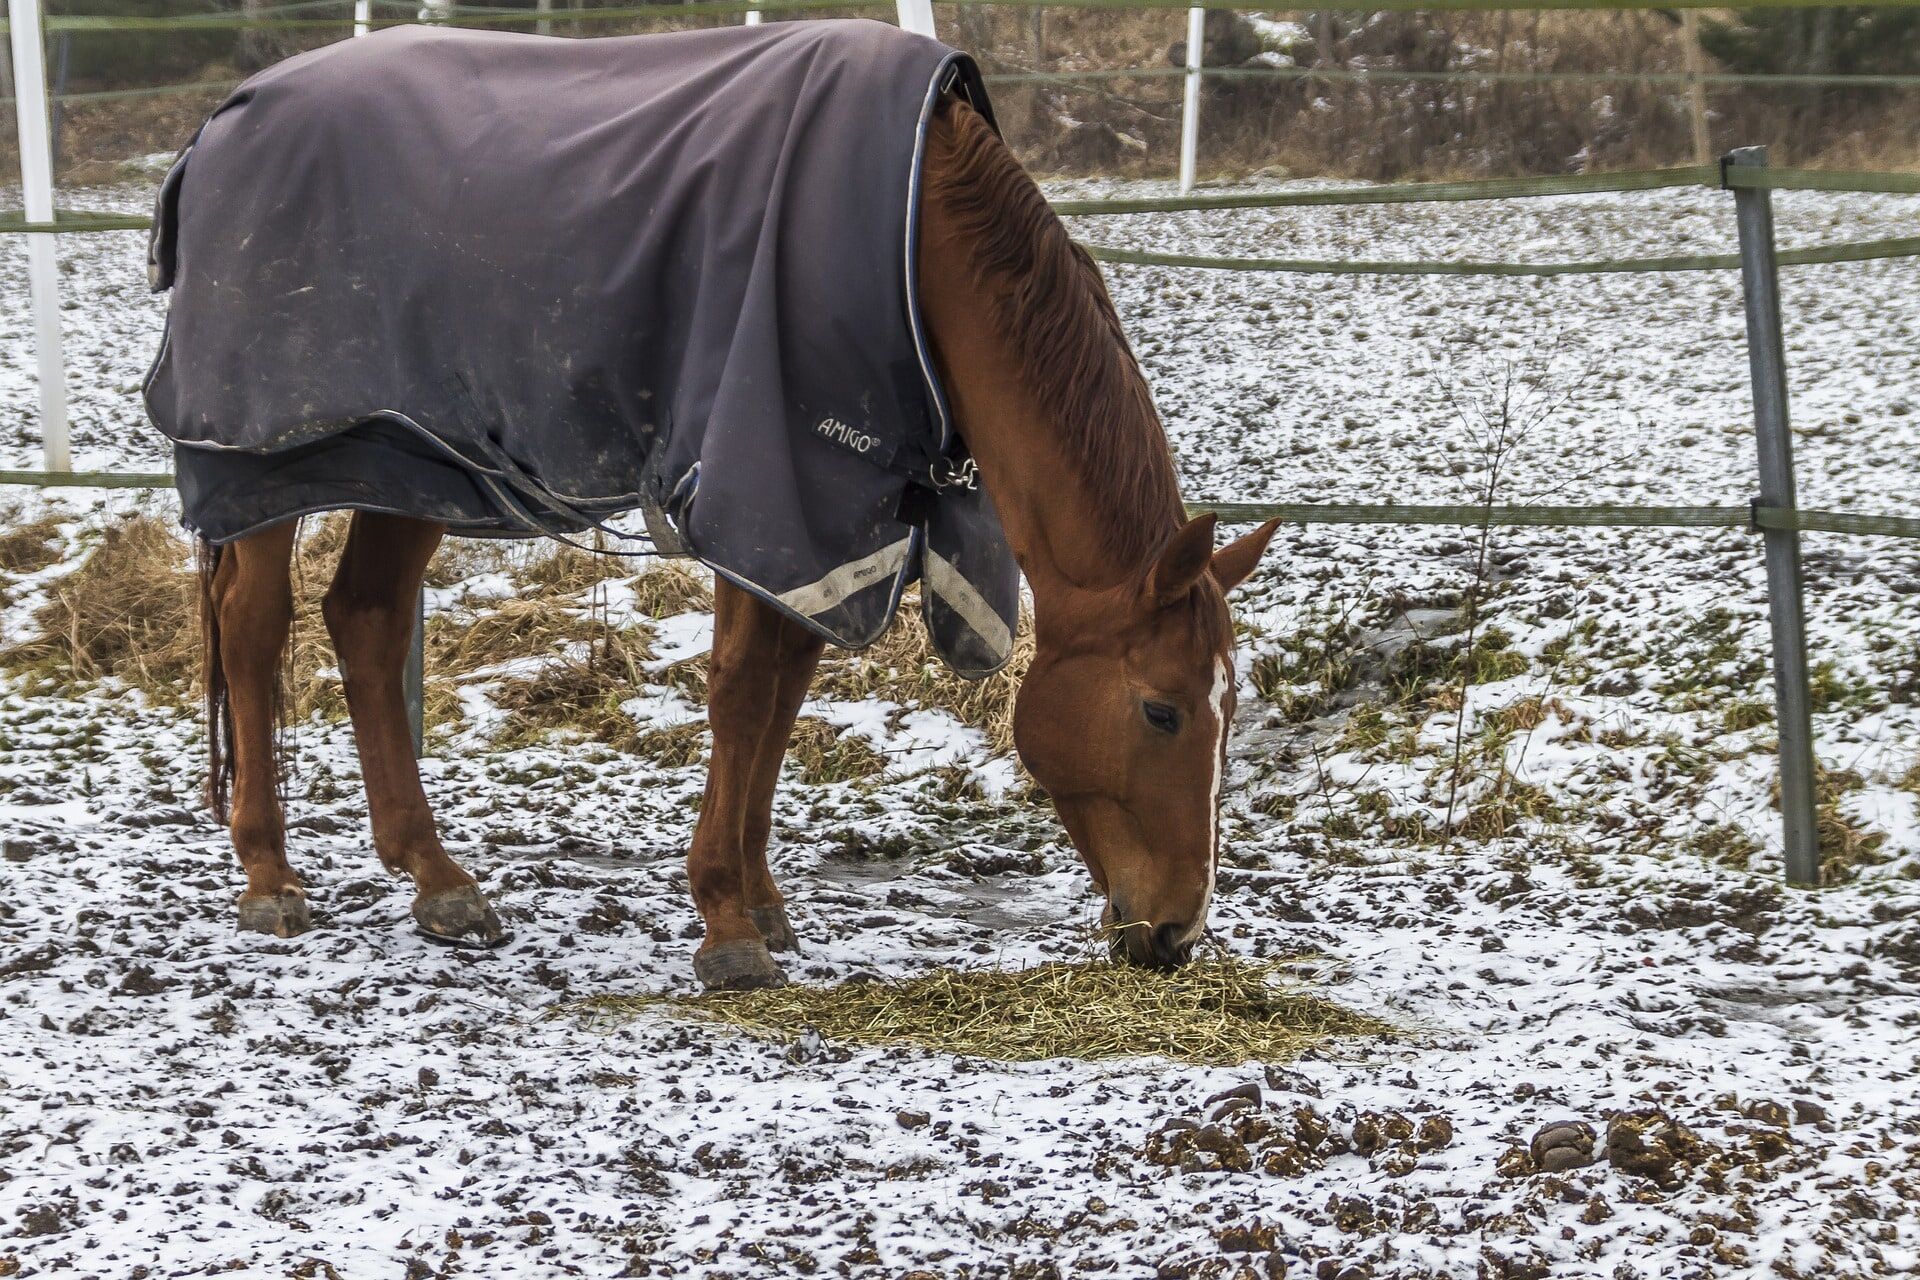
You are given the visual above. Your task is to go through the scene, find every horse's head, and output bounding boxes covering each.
[1014,514,1279,968]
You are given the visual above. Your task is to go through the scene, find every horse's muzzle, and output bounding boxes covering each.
[1110,919,1198,970]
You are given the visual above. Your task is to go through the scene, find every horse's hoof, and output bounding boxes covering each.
[748,903,800,954]
[238,890,311,938]
[694,940,787,991]
[413,885,507,948]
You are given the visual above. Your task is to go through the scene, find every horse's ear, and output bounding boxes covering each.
[1148,513,1217,607]
[1210,518,1281,593]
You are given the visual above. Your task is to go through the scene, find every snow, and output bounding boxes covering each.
[2,176,1918,1277]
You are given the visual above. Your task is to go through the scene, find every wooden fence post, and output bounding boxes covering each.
[1681,11,1711,165]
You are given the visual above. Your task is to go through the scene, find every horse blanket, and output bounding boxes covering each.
[144,20,1017,676]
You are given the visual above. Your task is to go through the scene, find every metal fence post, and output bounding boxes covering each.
[1726,145,1821,888]
[1178,6,1204,193]
[405,591,426,754]
[8,0,71,472]
[895,0,934,36]
[354,0,370,37]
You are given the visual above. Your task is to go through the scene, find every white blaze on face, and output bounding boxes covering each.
[1193,654,1231,934]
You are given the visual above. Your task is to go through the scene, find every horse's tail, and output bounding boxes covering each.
[197,537,234,823]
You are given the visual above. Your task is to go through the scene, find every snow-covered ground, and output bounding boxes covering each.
[2,179,1918,1278]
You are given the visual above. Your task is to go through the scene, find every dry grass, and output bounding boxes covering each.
[787,716,889,785]
[628,560,714,619]
[813,595,1033,756]
[0,511,373,717]
[427,597,619,675]
[2,515,201,697]
[0,514,652,735]
[8,7,1917,187]
[490,628,654,750]
[0,514,65,575]
[575,954,1391,1066]
[421,536,520,589]
[1810,768,1892,885]
[513,542,616,595]
[0,515,1020,763]
[630,720,709,768]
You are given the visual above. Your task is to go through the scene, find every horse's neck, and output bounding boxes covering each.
[916,207,1171,602]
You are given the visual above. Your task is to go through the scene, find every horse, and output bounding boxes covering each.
[186,39,1280,990]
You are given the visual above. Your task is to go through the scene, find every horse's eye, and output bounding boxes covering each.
[1142,700,1181,735]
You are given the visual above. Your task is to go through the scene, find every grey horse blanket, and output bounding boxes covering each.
[144,20,1017,676]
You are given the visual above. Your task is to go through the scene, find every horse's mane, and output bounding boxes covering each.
[926,98,1187,574]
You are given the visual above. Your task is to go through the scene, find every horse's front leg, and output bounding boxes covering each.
[738,609,826,954]
[323,512,503,945]
[688,581,820,989]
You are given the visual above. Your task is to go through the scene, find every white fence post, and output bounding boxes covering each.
[354,0,370,37]
[895,0,934,37]
[536,0,551,37]
[8,0,70,472]
[743,4,761,25]
[1178,6,1204,193]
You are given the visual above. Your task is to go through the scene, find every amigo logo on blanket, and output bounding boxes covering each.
[814,416,881,456]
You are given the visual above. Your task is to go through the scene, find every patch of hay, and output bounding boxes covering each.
[813,595,1033,755]
[631,720,708,767]
[787,716,888,785]
[515,542,616,595]
[655,653,709,701]
[0,514,667,738]
[428,598,629,676]
[3,516,199,697]
[0,514,64,574]
[628,560,713,619]
[0,513,360,716]
[492,629,654,749]
[578,956,1391,1066]
[421,535,520,589]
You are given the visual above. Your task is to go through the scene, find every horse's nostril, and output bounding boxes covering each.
[1152,922,1192,967]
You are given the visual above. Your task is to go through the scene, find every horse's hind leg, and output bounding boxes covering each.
[738,611,825,954]
[322,512,503,945]
[687,580,822,988]
[208,521,308,937]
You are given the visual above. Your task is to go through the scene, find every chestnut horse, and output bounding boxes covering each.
[200,96,1280,989]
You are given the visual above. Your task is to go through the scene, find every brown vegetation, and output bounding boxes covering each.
[0,514,1027,764]
[6,9,1915,186]
[960,7,1920,180]
[812,596,1032,756]
[577,953,1391,1065]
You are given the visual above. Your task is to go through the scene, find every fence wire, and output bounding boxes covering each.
[992,63,1920,92]
[5,470,1916,540]
[12,63,1920,111]
[1084,234,1920,277]
[16,163,1914,233]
